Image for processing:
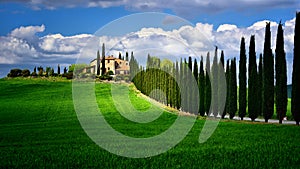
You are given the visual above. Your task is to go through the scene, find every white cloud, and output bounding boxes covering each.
[217,24,238,32]
[0,19,296,82]
[10,25,45,40]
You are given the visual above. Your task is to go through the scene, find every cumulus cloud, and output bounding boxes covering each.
[2,0,299,17]
[0,18,296,82]
[10,25,45,41]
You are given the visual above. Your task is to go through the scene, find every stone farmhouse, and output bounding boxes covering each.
[83,56,130,75]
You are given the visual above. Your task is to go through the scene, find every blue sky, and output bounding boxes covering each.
[0,1,298,36]
[0,0,299,82]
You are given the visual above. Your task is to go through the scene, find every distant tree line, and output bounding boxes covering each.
[7,64,72,79]
[130,12,300,125]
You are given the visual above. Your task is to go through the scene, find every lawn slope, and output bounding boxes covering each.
[0,78,299,168]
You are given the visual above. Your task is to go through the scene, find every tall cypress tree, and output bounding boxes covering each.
[125,52,129,61]
[199,56,205,116]
[229,58,237,119]
[176,61,181,109]
[219,50,225,116]
[223,59,230,119]
[292,12,300,125]
[97,50,100,76]
[57,64,60,75]
[263,22,274,122]
[119,52,122,59]
[211,47,219,117]
[275,22,288,124]
[205,52,211,116]
[101,43,106,76]
[193,58,199,82]
[239,37,247,120]
[258,54,263,117]
[193,58,199,115]
[248,35,258,121]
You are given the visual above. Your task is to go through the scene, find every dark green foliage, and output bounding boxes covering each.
[205,52,211,116]
[248,35,258,121]
[45,67,51,77]
[211,47,219,117]
[34,66,36,73]
[258,54,263,116]
[64,67,67,74]
[62,72,73,79]
[193,58,198,82]
[262,22,274,122]
[223,60,230,119]
[292,12,300,125]
[57,64,60,75]
[97,50,100,76]
[126,52,129,61]
[101,43,106,76]
[199,57,205,116]
[219,50,226,117]
[229,58,237,119]
[275,22,288,124]
[21,69,30,77]
[38,66,44,76]
[239,37,247,120]
[7,69,22,77]
[119,52,122,59]
[188,56,193,71]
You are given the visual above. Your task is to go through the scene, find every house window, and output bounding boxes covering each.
[108,67,110,70]
[108,60,110,63]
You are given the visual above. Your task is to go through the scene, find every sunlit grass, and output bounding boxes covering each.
[0,78,299,168]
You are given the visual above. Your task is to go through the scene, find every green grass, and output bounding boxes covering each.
[1,78,300,168]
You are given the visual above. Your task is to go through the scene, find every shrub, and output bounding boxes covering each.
[8,69,22,77]
[107,70,114,75]
[31,72,38,77]
[22,69,30,77]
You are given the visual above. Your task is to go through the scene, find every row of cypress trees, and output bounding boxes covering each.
[129,12,300,125]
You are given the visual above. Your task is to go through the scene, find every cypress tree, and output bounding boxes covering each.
[262,22,274,122]
[126,52,129,61]
[229,58,237,119]
[292,12,300,125]
[199,56,205,116]
[219,50,225,116]
[193,58,199,82]
[101,43,106,76]
[176,61,181,110]
[119,52,122,59]
[223,59,230,119]
[211,47,219,117]
[57,64,60,75]
[193,58,199,115]
[97,50,100,76]
[205,52,211,116]
[248,35,258,121]
[275,22,288,124]
[258,54,263,116]
[239,37,247,120]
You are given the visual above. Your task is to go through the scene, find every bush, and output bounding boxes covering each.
[99,74,113,81]
[63,72,73,79]
[107,70,114,75]
[31,72,38,77]
[8,69,22,77]
[22,69,30,77]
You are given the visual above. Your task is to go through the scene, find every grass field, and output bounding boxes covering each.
[0,78,300,168]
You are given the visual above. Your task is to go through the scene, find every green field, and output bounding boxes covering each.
[1,78,299,168]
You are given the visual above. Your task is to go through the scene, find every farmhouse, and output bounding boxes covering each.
[83,56,130,75]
